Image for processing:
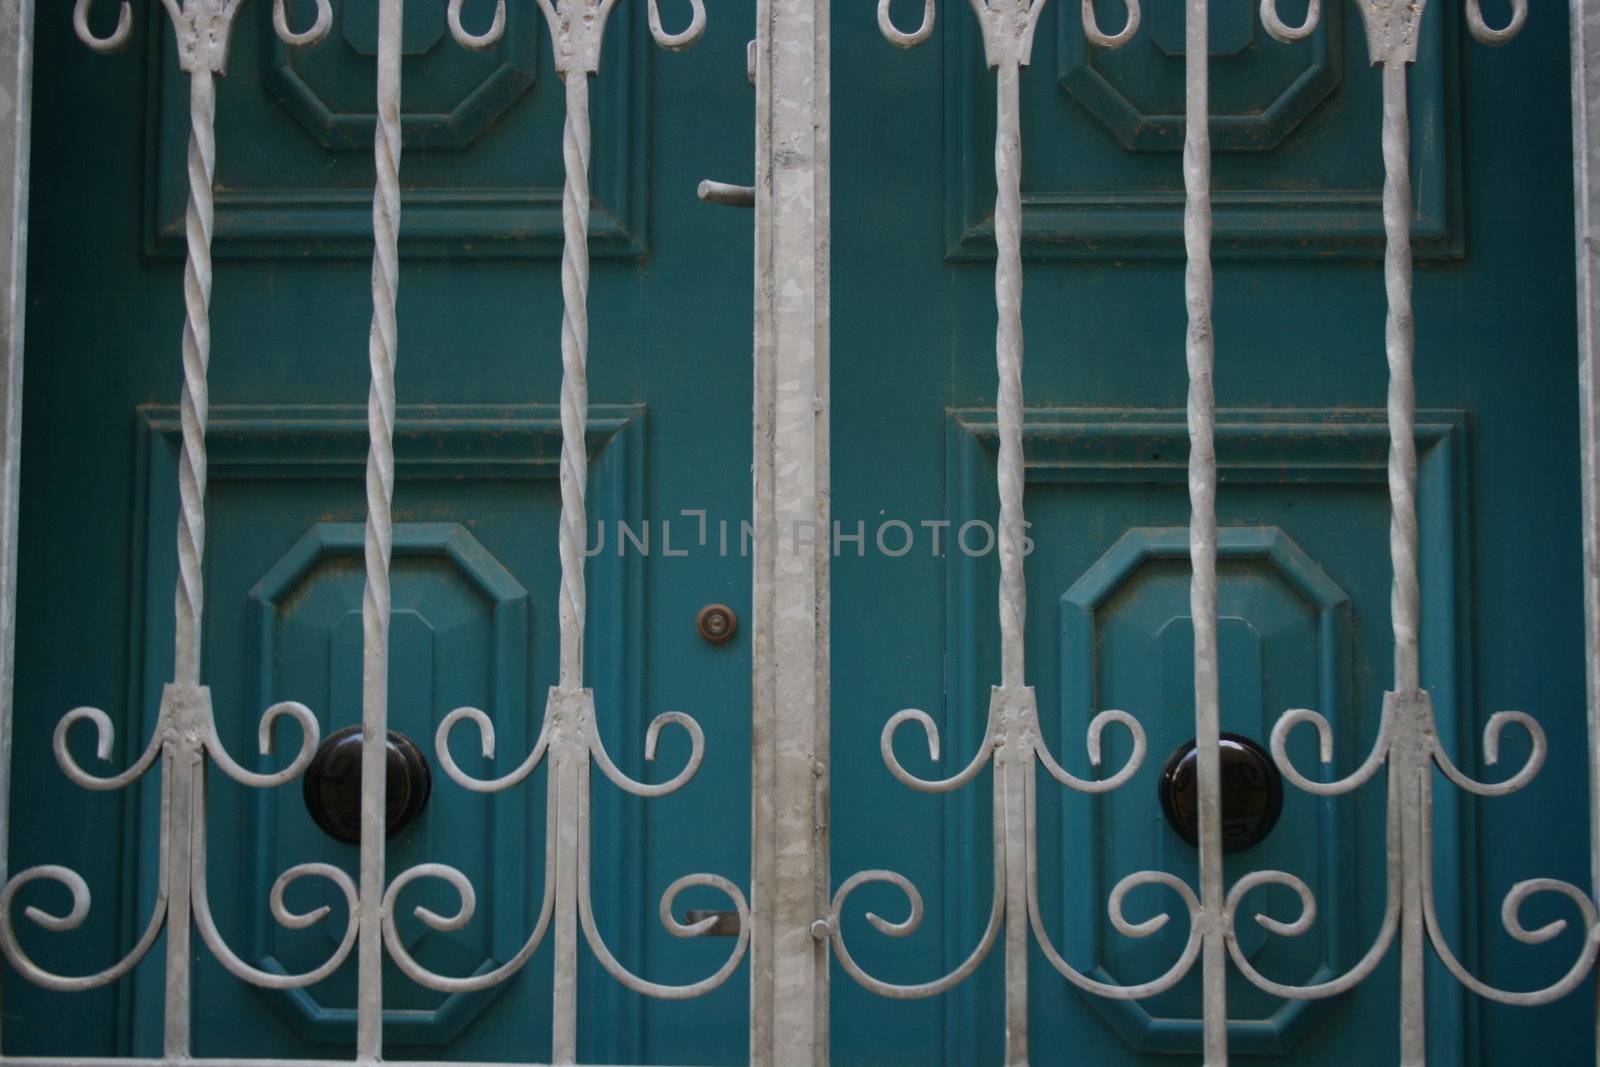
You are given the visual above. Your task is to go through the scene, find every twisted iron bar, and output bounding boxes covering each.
[175,62,212,689]
[353,0,402,1053]
[0,4,344,1047]
[1220,6,1600,1065]
[378,7,745,1056]
[558,44,592,696]
[1179,0,1229,1056]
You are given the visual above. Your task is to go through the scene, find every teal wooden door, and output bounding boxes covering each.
[2,0,1595,1063]
[825,0,1595,1063]
[7,0,759,1062]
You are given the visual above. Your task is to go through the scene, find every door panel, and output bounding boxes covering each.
[121,407,646,1054]
[830,0,1590,1063]
[9,0,758,1062]
[148,0,646,258]
[1024,410,1466,1059]
[952,0,1454,258]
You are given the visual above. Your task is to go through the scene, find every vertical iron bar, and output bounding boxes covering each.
[1382,58,1421,696]
[160,57,221,1057]
[994,57,1025,696]
[0,0,35,1047]
[551,722,579,1064]
[1394,687,1426,1066]
[997,695,1029,1066]
[1182,0,1225,1061]
[173,67,214,688]
[1377,56,1426,1067]
[357,0,404,1056]
[557,68,590,694]
[159,743,191,1060]
[992,55,1030,1064]
[160,688,203,1059]
[1569,1,1600,1061]
[159,747,192,1059]
[748,2,778,1050]
[549,65,593,1063]
[749,0,831,1061]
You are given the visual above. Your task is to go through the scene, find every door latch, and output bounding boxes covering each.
[696,39,756,208]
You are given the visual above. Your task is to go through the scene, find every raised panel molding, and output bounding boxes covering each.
[941,407,1472,1058]
[268,0,540,151]
[242,522,531,1044]
[123,404,647,1054]
[143,0,646,258]
[943,2,1460,259]
[1059,526,1353,1053]
[1060,0,1344,152]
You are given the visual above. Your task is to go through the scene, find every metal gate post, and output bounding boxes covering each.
[0,0,29,1044]
[749,0,831,1063]
[1569,3,1600,1063]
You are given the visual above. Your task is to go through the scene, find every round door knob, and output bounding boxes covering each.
[302,725,432,845]
[1158,732,1283,853]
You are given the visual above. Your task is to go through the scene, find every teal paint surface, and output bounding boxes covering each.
[6,0,1593,1064]
[828,0,1590,1060]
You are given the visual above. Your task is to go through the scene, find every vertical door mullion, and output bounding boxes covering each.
[749,0,831,1063]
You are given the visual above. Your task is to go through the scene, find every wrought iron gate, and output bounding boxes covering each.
[0,0,1597,1064]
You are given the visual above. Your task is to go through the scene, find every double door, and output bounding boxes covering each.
[3,0,1594,1063]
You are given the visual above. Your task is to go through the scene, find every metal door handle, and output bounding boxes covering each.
[697,180,756,207]
[695,40,757,208]
[303,725,432,844]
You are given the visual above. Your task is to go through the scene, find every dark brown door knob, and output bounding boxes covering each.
[302,725,432,845]
[1158,732,1284,853]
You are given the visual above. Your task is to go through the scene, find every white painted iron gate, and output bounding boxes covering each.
[0,0,1597,1063]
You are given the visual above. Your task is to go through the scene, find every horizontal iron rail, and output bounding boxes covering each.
[0,1059,685,1066]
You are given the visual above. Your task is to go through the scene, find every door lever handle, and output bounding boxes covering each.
[694,40,758,209]
[698,179,755,208]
